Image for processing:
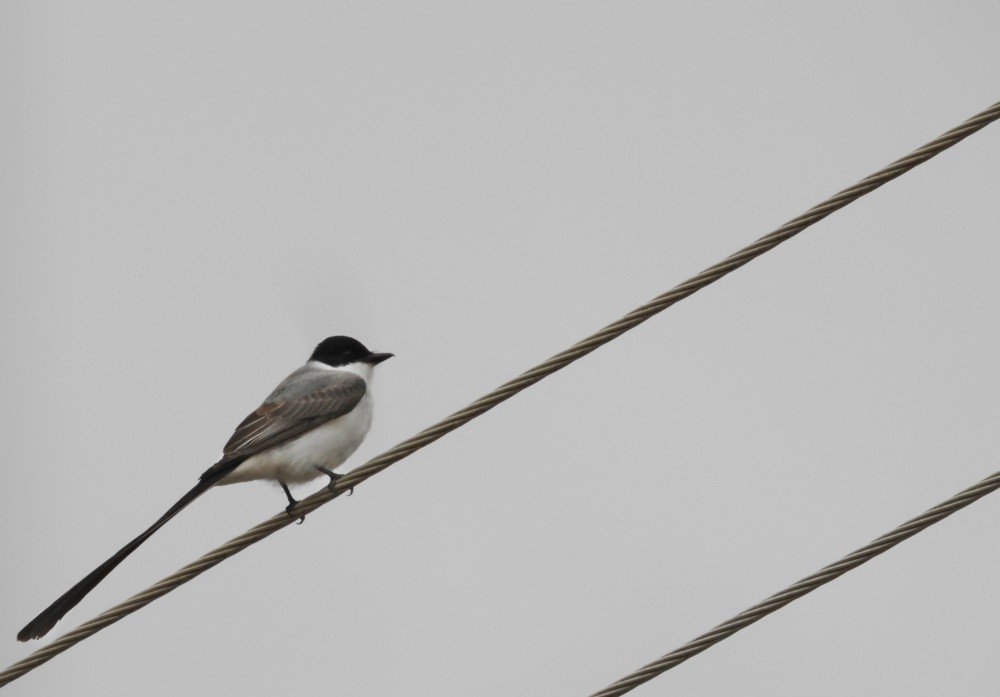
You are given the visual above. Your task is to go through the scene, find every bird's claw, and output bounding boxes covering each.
[314,465,352,495]
[280,481,305,523]
[285,503,305,525]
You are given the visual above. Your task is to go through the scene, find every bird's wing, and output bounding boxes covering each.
[200,368,367,479]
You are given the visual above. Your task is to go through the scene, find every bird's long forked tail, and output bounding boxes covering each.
[17,468,230,641]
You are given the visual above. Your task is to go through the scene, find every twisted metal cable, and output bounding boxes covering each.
[1,99,997,689]
[587,468,1000,696]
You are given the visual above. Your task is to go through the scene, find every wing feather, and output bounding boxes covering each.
[200,370,366,479]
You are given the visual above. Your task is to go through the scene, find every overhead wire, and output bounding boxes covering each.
[1,99,997,689]
[586,467,1000,696]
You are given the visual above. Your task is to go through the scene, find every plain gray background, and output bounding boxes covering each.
[2,2,999,695]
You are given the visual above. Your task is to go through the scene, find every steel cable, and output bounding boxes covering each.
[587,469,1000,696]
[1,99,997,689]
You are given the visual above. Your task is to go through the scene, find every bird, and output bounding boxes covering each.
[17,335,393,642]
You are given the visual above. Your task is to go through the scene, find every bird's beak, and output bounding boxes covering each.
[366,352,394,365]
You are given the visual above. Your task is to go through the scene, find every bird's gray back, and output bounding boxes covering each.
[200,364,368,479]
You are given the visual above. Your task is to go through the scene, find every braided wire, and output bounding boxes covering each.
[1,100,997,689]
[587,469,1000,696]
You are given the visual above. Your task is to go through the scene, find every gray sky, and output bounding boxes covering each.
[2,2,999,695]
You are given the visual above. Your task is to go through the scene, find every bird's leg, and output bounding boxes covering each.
[280,481,305,524]
[314,465,353,496]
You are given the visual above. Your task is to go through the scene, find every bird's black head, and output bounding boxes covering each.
[310,336,393,368]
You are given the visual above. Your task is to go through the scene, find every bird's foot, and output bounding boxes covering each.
[280,481,305,524]
[314,465,353,496]
[285,503,305,525]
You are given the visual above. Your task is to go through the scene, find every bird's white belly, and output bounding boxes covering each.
[221,393,373,485]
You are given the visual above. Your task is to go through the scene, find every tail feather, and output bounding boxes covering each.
[17,467,232,642]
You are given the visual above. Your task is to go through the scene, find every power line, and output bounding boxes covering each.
[587,467,1000,696]
[2,99,998,689]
